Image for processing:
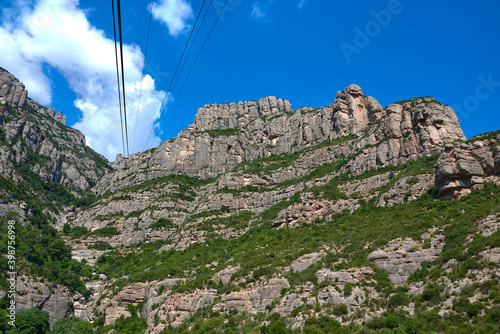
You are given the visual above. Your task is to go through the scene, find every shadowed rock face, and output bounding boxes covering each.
[94,87,465,195]
[16,276,71,326]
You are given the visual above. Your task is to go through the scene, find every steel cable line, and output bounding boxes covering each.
[111,0,126,156]
[153,0,228,178]
[170,0,213,95]
[132,0,155,152]
[143,0,208,151]
[116,0,130,156]
[156,0,229,131]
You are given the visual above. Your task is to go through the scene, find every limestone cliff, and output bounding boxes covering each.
[0,67,28,110]
[93,86,465,195]
[0,67,111,195]
[435,132,500,199]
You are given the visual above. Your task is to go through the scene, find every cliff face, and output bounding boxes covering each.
[435,132,500,199]
[0,67,111,195]
[0,67,28,110]
[93,85,465,195]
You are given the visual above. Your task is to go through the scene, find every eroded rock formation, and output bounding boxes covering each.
[435,134,500,199]
[94,87,465,195]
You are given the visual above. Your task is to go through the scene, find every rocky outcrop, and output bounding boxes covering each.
[93,88,465,195]
[316,267,375,285]
[290,252,325,273]
[332,84,382,136]
[435,133,500,199]
[36,106,67,126]
[0,67,28,110]
[0,68,111,195]
[16,276,72,325]
[98,283,147,325]
[367,233,444,284]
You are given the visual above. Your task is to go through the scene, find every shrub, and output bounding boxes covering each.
[52,316,94,334]
[343,282,353,296]
[388,291,410,308]
[126,209,146,219]
[89,241,112,250]
[420,283,443,305]
[48,239,72,260]
[150,218,175,230]
[332,304,348,316]
[385,315,400,329]
[91,226,120,237]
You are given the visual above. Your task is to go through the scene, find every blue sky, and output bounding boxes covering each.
[1,0,499,160]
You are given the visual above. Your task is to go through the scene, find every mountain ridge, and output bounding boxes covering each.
[94,84,465,195]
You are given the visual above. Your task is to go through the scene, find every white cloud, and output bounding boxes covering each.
[151,0,193,37]
[251,2,266,19]
[0,0,166,161]
[251,1,274,22]
[298,0,308,10]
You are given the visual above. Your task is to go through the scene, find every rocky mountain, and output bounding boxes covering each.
[0,67,499,334]
[0,67,110,194]
[94,84,464,195]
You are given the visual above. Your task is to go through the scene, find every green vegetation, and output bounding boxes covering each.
[188,207,230,220]
[92,183,499,317]
[126,209,146,219]
[0,220,91,299]
[149,218,175,230]
[277,159,349,190]
[197,210,255,232]
[260,193,301,223]
[468,129,500,143]
[332,304,348,316]
[63,224,89,239]
[52,316,94,334]
[267,109,295,121]
[89,241,113,251]
[345,155,437,184]
[12,307,50,333]
[393,96,445,107]
[151,303,500,334]
[91,226,120,237]
[107,174,213,197]
[0,167,76,217]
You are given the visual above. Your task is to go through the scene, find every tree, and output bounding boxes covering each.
[15,307,49,334]
[52,316,94,334]
[48,239,71,261]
